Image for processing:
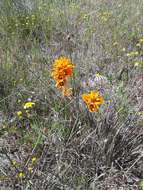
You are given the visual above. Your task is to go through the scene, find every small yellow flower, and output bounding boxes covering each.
[12,160,17,166]
[127,51,139,57]
[95,73,101,77]
[134,51,139,55]
[23,102,35,109]
[134,62,140,67]
[16,111,22,118]
[17,172,25,178]
[32,156,37,163]
[122,48,126,52]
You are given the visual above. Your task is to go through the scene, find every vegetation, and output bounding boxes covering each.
[0,0,143,189]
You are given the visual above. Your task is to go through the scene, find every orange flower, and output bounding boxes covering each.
[55,79,66,89]
[82,91,104,112]
[52,71,65,81]
[52,56,74,96]
[53,57,73,69]
[88,103,97,112]
[52,57,74,81]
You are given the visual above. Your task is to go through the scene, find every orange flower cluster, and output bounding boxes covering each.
[52,56,105,112]
[82,91,104,112]
[52,56,74,96]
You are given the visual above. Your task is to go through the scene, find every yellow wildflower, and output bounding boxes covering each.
[23,102,35,109]
[95,73,101,77]
[17,172,25,178]
[32,156,37,163]
[127,51,139,57]
[134,51,139,55]
[16,111,22,118]
[134,62,140,67]
[12,160,17,166]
